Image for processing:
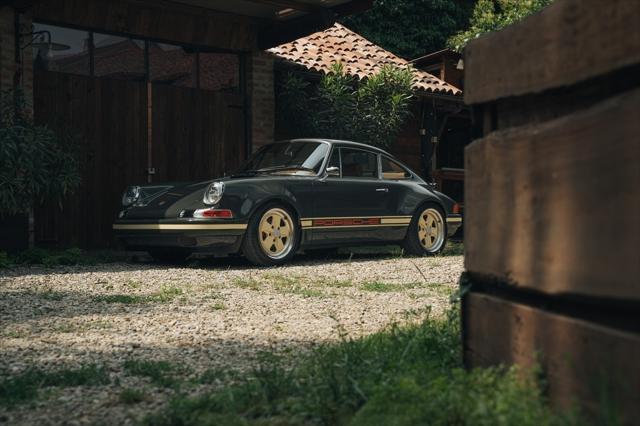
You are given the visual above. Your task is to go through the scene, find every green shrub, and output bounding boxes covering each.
[0,365,109,407]
[0,88,80,215]
[144,309,576,425]
[0,251,10,269]
[277,63,414,150]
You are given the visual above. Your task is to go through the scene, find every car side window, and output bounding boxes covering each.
[340,148,379,178]
[381,156,412,180]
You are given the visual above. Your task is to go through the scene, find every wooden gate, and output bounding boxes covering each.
[33,70,246,248]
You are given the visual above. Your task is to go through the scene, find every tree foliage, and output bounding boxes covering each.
[276,63,414,150]
[0,90,80,214]
[447,0,553,51]
[341,0,475,59]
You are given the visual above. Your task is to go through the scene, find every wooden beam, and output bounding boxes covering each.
[464,87,640,301]
[464,0,640,104]
[244,0,321,13]
[463,292,640,422]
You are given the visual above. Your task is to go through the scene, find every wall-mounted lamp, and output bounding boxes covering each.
[23,30,70,59]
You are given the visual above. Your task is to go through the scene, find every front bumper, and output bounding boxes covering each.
[446,214,463,236]
[113,219,247,253]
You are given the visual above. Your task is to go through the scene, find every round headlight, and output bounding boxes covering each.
[203,181,224,205]
[122,186,140,207]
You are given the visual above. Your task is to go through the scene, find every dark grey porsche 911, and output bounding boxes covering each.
[113,139,462,266]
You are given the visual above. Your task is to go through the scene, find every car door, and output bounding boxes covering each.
[309,146,392,244]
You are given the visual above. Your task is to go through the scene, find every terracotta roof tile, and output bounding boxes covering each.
[269,23,461,96]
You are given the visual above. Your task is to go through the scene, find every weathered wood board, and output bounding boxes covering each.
[464,0,640,104]
[464,88,640,301]
[463,292,640,422]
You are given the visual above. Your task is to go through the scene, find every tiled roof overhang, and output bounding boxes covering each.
[269,23,462,96]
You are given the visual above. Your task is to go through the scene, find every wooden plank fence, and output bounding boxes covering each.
[462,0,640,422]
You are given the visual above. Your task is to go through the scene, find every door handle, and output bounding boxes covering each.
[375,188,389,192]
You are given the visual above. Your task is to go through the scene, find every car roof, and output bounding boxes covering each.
[287,138,394,157]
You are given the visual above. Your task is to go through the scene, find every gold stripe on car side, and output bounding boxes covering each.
[446,217,463,223]
[300,216,412,229]
[113,224,247,231]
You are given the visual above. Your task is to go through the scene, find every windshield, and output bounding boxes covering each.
[240,141,329,175]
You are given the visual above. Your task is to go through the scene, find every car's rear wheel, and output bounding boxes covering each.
[403,204,447,256]
[243,204,299,266]
[148,248,192,264]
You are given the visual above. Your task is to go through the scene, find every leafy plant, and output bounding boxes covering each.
[277,63,414,150]
[448,0,554,51]
[341,0,475,59]
[0,88,80,215]
[144,308,577,425]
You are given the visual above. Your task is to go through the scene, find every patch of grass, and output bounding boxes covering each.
[441,241,464,257]
[119,388,147,405]
[317,277,354,288]
[144,309,577,426]
[0,251,10,269]
[124,279,142,289]
[232,277,261,291]
[95,294,147,304]
[94,285,183,305]
[360,281,403,292]
[196,368,239,385]
[266,273,326,298]
[40,290,65,301]
[123,359,180,388]
[211,302,226,311]
[0,365,109,407]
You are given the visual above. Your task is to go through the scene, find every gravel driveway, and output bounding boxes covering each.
[0,252,463,425]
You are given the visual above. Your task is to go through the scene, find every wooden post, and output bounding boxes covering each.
[462,0,640,422]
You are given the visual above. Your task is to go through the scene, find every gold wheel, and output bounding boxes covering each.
[417,208,445,252]
[258,208,295,259]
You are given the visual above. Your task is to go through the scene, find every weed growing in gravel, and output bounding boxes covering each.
[94,286,183,305]
[124,279,142,289]
[0,251,10,269]
[0,365,109,407]
[119,388,147,405]
[39,290,65,301]
[211,302,226,310]
[232,277,261,291]
[95,294,146,304]
[123,359,180,388]
[144,309,577,426]
[360,281,403,292]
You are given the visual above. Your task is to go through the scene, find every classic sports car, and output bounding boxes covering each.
[113,139,462,265]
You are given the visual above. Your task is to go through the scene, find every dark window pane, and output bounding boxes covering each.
[381,156,411,180]
[199,52,239,92]
[93,33,145,80]
[340,148,378,178]
[149,43,196,88]
[32,23,90,75]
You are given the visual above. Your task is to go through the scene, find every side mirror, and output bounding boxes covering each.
[326,166,340,177]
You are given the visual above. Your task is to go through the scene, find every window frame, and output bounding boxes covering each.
[32,19,245,93]
[380,154,414,181]
[327,146,381,180]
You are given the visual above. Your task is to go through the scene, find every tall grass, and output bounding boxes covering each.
[145,309,576,425]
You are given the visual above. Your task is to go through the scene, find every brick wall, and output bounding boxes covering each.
[250,51,275,150]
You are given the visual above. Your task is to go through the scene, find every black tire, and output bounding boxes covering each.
[148,248,192,264]
[242,203,300,266]
[402,203,447,256]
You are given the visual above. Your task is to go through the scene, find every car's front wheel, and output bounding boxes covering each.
[403,204,447,256]
[243,204,299,266]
